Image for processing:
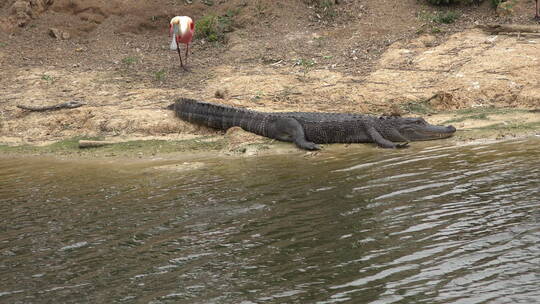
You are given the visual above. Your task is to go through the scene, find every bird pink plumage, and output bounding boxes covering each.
[169,16,195,70]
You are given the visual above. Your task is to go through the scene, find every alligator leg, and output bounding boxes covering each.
[367,127,409,149]
[270,117,321,150]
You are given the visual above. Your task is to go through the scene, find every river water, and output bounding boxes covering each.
[1,138,539,303]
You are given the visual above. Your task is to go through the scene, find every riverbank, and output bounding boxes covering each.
[1,1,539,157]
[1,106,538,160]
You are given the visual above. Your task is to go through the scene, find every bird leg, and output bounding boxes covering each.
[536,0,540,20]
[176,43,185,70]
[185,43,189,67]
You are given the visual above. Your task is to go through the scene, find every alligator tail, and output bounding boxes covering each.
[172,98,270,136]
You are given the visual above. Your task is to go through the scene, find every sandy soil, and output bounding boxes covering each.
[0,0,539,152]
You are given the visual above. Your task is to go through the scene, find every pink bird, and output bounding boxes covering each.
[169,16,195,70]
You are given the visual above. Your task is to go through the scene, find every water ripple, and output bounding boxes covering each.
[1,138,539,303]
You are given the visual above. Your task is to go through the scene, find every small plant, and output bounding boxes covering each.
[41,74,54,83]
[195,15,225,42]
[122,56,137,65]
[491,0,502,7]
[435,11,459,23]
[419,10,459,24]
[295,58,316,78]
[254,0,267,16]
[251,91,264,102]
[154,69,166,81]
[0,42,7,47]
[305,0,338,19]
[195,9,239,43]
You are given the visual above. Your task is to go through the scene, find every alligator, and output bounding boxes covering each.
[170,98,456,150]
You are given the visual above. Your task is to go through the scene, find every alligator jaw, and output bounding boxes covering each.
[408,125,456,141]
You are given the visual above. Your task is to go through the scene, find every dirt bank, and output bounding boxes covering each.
[1,0,539,155]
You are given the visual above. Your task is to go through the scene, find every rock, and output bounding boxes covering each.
[418,34,437,47]
[11,0,31,27]
[8,0,54,28]
[214,89,228,99]
[223,126,270,155]
[49,28,70,40]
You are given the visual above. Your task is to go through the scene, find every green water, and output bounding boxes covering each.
[1,138,539,303]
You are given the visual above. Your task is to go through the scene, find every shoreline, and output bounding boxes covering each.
[1,107,538,161]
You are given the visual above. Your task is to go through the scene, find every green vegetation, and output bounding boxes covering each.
[122,56,137,65]
[251,90,265,102]
[296,58,316,78]
[41,74,55,83]
[419,10,460,24]
[474,121,540,131]
[195,15,220,42]
[0,42,7,47]
[443,113,489,124]
[154,69,166,82]
[195,9,239,43]
[0,136,227,156]
[434,11,459,23]
[305,0,338,19]
[451,107,527,116]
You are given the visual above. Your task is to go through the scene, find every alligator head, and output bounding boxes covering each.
[380,117,456,142]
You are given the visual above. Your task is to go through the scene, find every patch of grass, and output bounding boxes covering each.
[0,136,102,154]
[431,26,442,33]
[0,136,227,156]
[443,113,489,124]
[195,9,238,43]
[251,91,265,102]
[154,69,166,82]
[435,11,459,23]
[195,14,221,42]
[254,0,267,16]
[305,0,338,19]
[41,74,55,83]
[122,56,138,65]
[474,121,540,131]
[441,107,531,125]
[0,42,7,47]
[295,58,316,78]
[451,107,527,116]
[419,10,460,24]
[491,0,502,7]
